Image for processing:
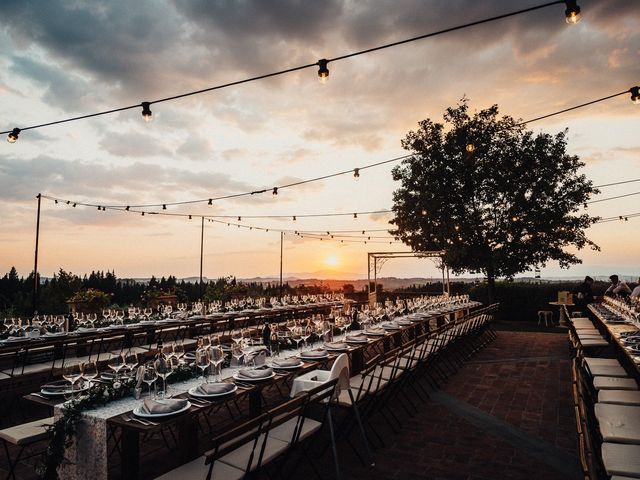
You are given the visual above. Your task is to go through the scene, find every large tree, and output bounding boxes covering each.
[390,99,599,302]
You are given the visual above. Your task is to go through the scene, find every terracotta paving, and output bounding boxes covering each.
[0,331,580,479]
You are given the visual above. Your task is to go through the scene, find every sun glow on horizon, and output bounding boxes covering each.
[325,255,339,268]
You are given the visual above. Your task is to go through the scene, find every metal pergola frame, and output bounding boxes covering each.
[367,250,449,305]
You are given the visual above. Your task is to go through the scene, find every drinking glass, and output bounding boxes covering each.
[143,362,158,398]
[81,361,98,383]
[107,353,125,378]
[173,342,185,360]
[209,346,224,382]
[195,349,210,383]
[62,364,82,396]
[300,326,311,349]
[231,343,244,367]
[124,351,139,375]
[154,356,171,398]
[162,344,175,359]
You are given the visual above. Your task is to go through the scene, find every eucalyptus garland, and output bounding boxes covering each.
[40,363,195,480]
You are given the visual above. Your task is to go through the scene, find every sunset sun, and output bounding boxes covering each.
[325,255,339,268]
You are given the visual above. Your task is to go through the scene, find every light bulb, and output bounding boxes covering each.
[7,128,20,143]
[141,102,153,122]
[630,86,640,104]
[465,143,474,153]
[353,168,360,180]
[317,59,329,84]
[564,1,581,24]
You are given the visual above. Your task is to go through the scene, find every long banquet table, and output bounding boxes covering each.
[588,303,640,375]
[24,301,481,480]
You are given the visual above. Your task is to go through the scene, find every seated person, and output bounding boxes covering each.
[605,274,632,297]
[631,277,640,299]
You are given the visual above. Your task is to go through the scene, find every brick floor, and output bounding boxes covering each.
[0,331,580,479]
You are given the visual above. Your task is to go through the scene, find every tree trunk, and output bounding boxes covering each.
[486,267,496,304]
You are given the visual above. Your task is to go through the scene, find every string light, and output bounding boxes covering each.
[564,0,581,24]
[293,216,296,221]
[465,143,475,153]
[141,102,153,122]
[72,203,76,207]
[353,213,358,219]
[353,168,360,180]
[162,204,167,210]
[141,212,144,216]
[272,187,278,195]
[631,86,640,105]
[7,128,20,143]
[238,216,242,221]
[421,209,427,216]
[208,199,212,205]
[125,206,130,211]
[188,215,192,220]
[317,59,329,83]
[1,1,579,139]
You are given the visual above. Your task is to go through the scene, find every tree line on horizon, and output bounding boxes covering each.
[0,267,334,317]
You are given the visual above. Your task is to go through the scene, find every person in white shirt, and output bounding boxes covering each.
[631,277,640,298]
[605,274,632,297]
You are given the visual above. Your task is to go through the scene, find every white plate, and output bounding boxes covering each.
[41,381,93,397]
[188,385,237,398]
[232,371,276,382]
[298,353,329,360]
[75,328,97,334]
[364,330,386,336]
[4,337,30,343]
[346,337,369,344]
[133,401,192,418]
[324,344,349,351]
[271,360,304,370]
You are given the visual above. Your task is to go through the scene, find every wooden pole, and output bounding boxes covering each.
[279,232,283,300]
[33,193,42,316]
[199,217,204,300]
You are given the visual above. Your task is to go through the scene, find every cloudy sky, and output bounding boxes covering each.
[1,0,639,281]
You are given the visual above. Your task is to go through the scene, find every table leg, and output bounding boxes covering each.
[121,429,140,480]
[249,389,262,417]
[178,417,199,463]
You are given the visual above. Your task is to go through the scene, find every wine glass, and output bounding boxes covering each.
[85,313,97,328]
[209,346,224,382]
[81,361,98,383]
[162,344,175,359]
[107,353,125,379]
[231,343,244,368]
[154,356,171,398]
[143,308,153,320]
[231,330,243,345]
[195,349,210,383]
[173,342,185,360]
[62,363,82,396]
[143,362,158,398]
[292,326,303,351]
[124,351,139,375]
[300,325,311,349]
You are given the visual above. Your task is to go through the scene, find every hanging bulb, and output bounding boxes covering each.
[317,59,329,84]
[465,143,474,153]
[162,204,167,210]
[353,168,360,180]
[125,206,130,211]
[7,128,20,143]
[293,216,297,221]
[511,216,518,222]
[97,206,101,211]
[141,102,153,122]
[66,201,70,205]
[454,225,460,231]
[564,0,581,24]
[353,213,358,219]
[188,215,192,220]
[630,86,640,105]
[362,230,365,235]
[272,187,278,195]
[421,209,427,216]
[141,212,145,216]
[73,203,77,208]
[54,200,58,204]
[238,216,241,221]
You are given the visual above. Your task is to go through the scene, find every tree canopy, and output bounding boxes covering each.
[390,99,599,299]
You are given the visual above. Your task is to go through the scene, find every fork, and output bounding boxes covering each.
[121,413,158,426]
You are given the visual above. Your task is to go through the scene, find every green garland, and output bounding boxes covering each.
[40,363,195,479]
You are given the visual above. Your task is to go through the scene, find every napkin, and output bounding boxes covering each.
[324,341,348,350]
[237,367,273,379]
[41,380,72,392]
[346,333,368,342]
[381,322,399,329]
[300,349,328,358]
[365,326,385,334]
[140,398,188,415]
[272,358,301,367]
[196,383,235,395]
[396,319,413,326]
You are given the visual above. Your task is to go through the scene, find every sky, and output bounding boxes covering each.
[0,0,639,282]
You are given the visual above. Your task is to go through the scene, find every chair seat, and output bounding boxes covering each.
[581,339,610,347]
[585,357,620,367]
[268,417,322,443]
[599,390,640,406]
[219,434,288,472]
[594,377,638,391]
[0,417,54,446]
[602,442,640,478]
[575,327,599,332]
[154,456,244,480]
[589,364,629,378]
